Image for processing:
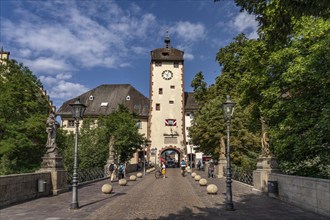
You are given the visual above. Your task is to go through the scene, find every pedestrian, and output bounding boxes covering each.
[118,163,125,179]
[110,162,117,182]
[161,162,166,178]
[208,161,215,178]
[197,160,201,170]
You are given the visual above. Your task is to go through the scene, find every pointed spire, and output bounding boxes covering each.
[164,30,170,48]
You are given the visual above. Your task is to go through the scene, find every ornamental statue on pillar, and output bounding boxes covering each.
[218,136,227,178]
[253,117,280,192]
[37,111,67,195]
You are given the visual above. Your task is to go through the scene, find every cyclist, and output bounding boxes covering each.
[180,159,187,176]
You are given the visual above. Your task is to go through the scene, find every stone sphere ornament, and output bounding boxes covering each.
[119,179,127,186]
[191,172,197,178]
[194,175,202,181]
[199,178,208,186]
[137,172,143,178]
[206,184,218,194]
[130,175,137,181]
[101,184,113,194]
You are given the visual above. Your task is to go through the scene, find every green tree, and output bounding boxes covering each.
[106,105,145,163]
[0,60,51,174]
[62,105,145,172]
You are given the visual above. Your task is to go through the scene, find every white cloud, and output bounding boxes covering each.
[172,21,206,42]
[184,53,194,61]
[2,1,158,74]
[232,12,258,39]
[49,80,89,100]
[22,57,73,74]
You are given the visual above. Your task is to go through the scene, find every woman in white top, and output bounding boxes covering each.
[161,162,166,178]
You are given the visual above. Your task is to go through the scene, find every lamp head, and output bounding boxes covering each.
[69,98,86,120]
[222,95,236,121]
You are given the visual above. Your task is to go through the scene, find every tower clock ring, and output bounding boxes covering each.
[162,70,173,80]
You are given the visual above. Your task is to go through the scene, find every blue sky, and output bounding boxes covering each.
[0,0,258,109]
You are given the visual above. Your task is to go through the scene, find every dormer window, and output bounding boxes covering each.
[101,102,108,107]
[89,95,94,101]
[126,95,131,101]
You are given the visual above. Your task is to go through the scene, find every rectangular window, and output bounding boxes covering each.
[159,88,163,94]
[170,85,175,89]
[174,62,179,68]
[155,61,162,66]
[135,120,142,129]
[156,103,160,111]
[164,137,177,144]
[169,100,174,104]
[68,120,75,128]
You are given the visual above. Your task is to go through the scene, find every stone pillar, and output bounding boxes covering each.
[253,117,280,192]
[253,156,279,192]
[37,154,68,195]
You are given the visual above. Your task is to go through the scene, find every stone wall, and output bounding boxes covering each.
[269,173,330,217]
[0,172,52,208]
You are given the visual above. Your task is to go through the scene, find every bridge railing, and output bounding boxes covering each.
[67,167,105,185]
[223,166,253,186]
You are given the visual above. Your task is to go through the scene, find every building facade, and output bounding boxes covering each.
[57,35,200,166]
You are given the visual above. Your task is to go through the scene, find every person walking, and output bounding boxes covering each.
[118,163,125,179]
[161,162,166,178]
[180,159,187,176]
[110,162,117,182]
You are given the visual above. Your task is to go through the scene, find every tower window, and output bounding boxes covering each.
[169,100,174,104]
[174,62,179,68]
[159,88,163,94]
[155,61,162,66]
[156,103,160,111]
[170,85,175,89]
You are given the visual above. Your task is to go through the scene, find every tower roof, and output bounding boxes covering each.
[151,32,184,62]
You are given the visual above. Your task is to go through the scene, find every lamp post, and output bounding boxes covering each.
[69,99,86,209]
[143,140,151,176]
[222,95,236,211]
[190,144,193,170]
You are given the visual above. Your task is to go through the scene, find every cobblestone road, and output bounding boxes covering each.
[0,168,327,220]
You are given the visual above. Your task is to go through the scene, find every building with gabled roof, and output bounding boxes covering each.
[57,34,200,166]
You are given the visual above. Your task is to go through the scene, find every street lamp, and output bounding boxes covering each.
[69,99,86,209]
[143,140,151,176]
[190,144,193,171]
[222,95,236,211]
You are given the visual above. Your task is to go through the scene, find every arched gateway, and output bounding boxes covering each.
[158,145,184,168]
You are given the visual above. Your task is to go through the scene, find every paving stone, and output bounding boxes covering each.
[0,169,327,220]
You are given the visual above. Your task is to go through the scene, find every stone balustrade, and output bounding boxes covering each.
[0,172,52,208]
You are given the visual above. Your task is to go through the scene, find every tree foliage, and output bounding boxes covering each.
[0,60,51,175]
[62,105,145,173]
[202,0,330,178]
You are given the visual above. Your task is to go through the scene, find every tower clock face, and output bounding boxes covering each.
[162,70,173,80]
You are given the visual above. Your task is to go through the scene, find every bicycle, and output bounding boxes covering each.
[181,166,186,177]
[155,164,164,179]
[155,169,163,179]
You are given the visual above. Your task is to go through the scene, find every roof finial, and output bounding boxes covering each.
[164,30,170,48]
